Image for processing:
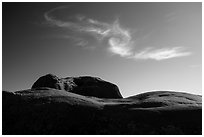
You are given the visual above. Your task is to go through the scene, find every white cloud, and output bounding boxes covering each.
[133,47,192,60]
[44,6,192,61]
[109,37,132,57]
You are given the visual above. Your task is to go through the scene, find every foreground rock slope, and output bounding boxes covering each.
[2,75,202,135]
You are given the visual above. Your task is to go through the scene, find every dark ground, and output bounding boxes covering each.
[2,89,202,135]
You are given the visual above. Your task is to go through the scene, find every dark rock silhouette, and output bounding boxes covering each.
[3,88,201,135]
[31,74,122,99]
[32,74,62,89]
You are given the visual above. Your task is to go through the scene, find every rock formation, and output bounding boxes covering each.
[31,74,122,99]
[2,74,202,135]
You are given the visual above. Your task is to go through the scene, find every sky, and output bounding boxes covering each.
[3,2,202,97]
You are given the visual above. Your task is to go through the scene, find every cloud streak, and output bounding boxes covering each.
[132,47,191,60]
[44,6,191,61]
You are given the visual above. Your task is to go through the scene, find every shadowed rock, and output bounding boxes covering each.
[32,74,62,90]
[2,89,202,135]
[31,74,122,99]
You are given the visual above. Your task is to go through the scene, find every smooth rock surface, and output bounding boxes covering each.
[3,89,202,135]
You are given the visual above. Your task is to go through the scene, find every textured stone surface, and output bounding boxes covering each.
[3,89,202,135]
[31,74,122,99]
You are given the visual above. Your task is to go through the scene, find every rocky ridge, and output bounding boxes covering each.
[2,74,202,135]
[31,74,122,99]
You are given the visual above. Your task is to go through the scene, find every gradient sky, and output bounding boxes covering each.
[3,2,202,97]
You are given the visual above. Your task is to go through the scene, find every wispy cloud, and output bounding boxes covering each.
[132,47,191,60]
[44,6,191,61]
[60,35,89,48]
